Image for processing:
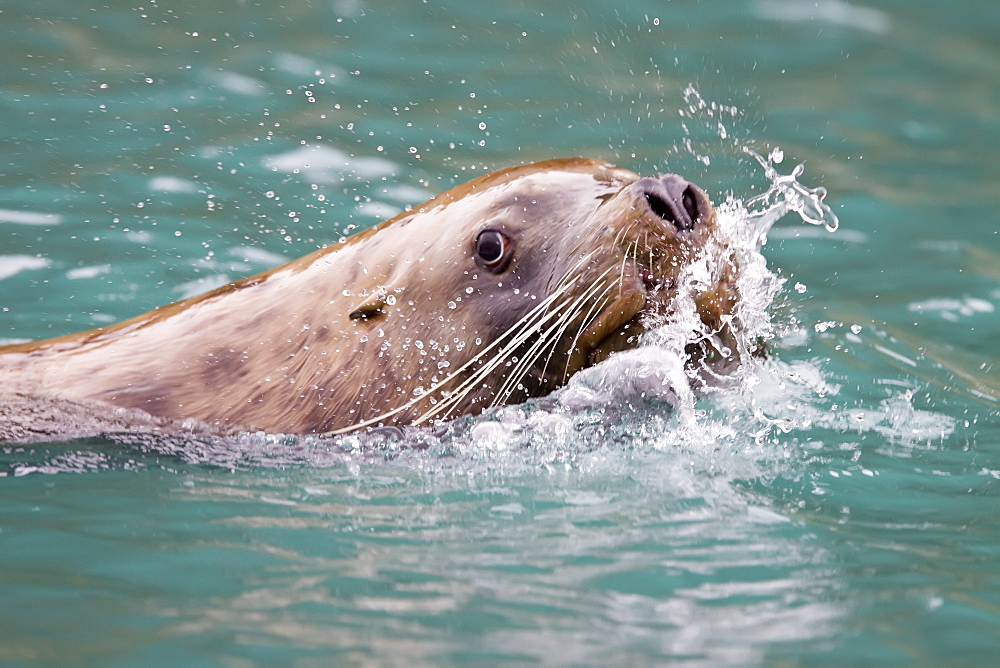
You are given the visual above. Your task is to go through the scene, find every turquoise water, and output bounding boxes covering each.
[2,0,998,664]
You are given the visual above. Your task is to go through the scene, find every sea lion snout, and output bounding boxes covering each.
[638,174,705,232]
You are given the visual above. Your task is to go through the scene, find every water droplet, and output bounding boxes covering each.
[814,321,837,333]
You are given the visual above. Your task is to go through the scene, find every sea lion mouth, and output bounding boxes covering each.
[577,287,648,370]
[580,273,678,369]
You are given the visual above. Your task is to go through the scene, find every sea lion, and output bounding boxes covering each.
[0,158,737,441]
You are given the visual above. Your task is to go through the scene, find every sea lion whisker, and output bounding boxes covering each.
[491,300,572,406]
[435,295,575,416]
[529,291,599,386]
[486,254,610,407]
[420,256,610,422]
[550,248,599,292]
[412,292,580,424]
[493,284,608,407]
[645,234,654,285]
[350,277,583,432]
[563,283,615,384]
[542,260,614,373]
[617,247,630,301]
[535,279,619,395]
[558,275,623,380]
[613,220,633,249]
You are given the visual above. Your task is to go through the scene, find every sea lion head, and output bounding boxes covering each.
[0,158,739,437]
[334,158,735,431]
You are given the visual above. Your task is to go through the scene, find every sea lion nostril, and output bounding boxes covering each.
[682,186,700,226]
[644,192,675,224]
[642,174,699,231]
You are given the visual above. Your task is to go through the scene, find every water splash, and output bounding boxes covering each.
[743,147,839,233]
[596,149,840,439]
[673,84,745,169]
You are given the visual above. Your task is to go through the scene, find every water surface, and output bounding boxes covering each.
[1,0,998,664]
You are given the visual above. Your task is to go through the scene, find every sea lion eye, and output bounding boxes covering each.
[474,230,513,273]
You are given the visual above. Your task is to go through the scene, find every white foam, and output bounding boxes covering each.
[381,184,433,204]
[356,201,401,219]
[0,255,49,281]
[908,296,995,320]
[66,264,111,280]
[213,71,265,95]
[557,346,689,413]
[149,176,199,193]
[229,246,289,266]
[754,0,891,34]
[769,226,869,244]
[173,274,231,298]
[263,144,398,180]
[0,209,62,226]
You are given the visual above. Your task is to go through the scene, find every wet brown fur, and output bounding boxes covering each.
[0,158,729,437]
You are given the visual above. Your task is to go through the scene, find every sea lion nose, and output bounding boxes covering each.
[640,174,702,231]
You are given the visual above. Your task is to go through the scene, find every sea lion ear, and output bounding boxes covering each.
[349,298,385,321]
[348,286,402,321]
